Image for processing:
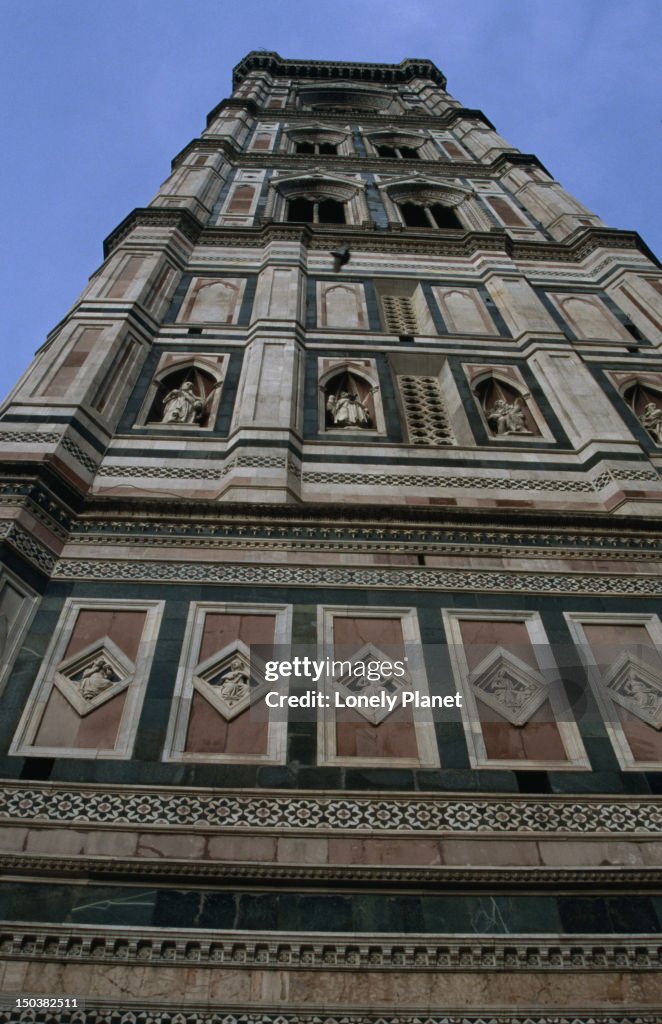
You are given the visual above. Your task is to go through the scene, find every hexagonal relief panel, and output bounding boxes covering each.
[468,646,548,727]
[193,640,267,721]
[603,652,662,730]
[53,637,135,717]
[334,642,411,725]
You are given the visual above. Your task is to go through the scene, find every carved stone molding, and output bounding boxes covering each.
[0,1009,657,1024]
[1,785,660,836]
[1,923,662,973]
[1,853,660,890]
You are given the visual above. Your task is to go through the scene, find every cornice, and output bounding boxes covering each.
[100,199,659,269]
[4,479,662,564]
[191,221,658,267]
[1,922,662,975]
[2,853,660,891]
[103,207,203,258]
[231,51,448,89]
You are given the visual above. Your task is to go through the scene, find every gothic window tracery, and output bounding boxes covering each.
[381,180,471,231]
[286,125,348,156]
[367,130,425,160]
[287,196,346,224]
[271,172,363,225]
[398,201,462,229]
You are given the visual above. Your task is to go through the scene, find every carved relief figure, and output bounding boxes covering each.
[640,402,662,443]
[213,656,250,705]
[491,668,532,711]
[623,673,660,710]
[78,658,115,701]
[487,397,531,436]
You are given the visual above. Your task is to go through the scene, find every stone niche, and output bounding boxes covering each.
[137,353,226,430]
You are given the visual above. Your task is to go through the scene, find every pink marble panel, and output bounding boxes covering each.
[64,609,146,661]
[33,686,126,750]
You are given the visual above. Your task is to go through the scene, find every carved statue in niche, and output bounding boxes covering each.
[162,381,204,424]
[151,367,222,427]
[327,390,372,427]
[324,370,378,429]
[474,376,534,437]
[78,657,115,701]
[640,402,662,443]
[486,396,531,436]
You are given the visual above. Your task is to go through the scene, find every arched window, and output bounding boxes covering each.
[368,130,425,161]
[286,125,348,156]
[296,140,338,155]
[398,201,462,229]
[287,196,346,224]
[272,173,363,226]
[376,144,420,160]
[147,364,220,427]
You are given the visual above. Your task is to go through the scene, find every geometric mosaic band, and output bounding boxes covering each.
[1,786,660,835]
[0,1009,658,1023]
[50,557,662,596]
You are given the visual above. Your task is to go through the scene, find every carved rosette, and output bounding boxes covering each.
[603,652,662,729]
[334,642,410,725]
[53,637,134,717]
[192,639,266,721]
[468,647,548,727]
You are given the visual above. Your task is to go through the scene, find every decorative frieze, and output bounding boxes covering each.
[1,785,660,835]
[1,924,661,974]
[49,558,662,597]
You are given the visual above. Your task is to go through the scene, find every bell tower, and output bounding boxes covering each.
[1,51,662,1021]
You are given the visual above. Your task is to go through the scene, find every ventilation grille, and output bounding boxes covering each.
[382,296,418,334]
[399,375,455,445]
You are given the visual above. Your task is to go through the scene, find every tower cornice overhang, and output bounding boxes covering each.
[103,208,204,258]
[100,206,660,267]
[231,51,447,90]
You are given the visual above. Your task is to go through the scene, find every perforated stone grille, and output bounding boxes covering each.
[399,375,455,445]
[383,295,418,333]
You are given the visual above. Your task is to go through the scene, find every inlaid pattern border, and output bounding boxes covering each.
[50,557,662,597]
[1,785,660,836]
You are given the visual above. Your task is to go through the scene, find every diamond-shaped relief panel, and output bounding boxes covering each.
[53,636,135,717]
[469,646,548,727]
[603,652,662,729]
[193,640,267,721]
[334,642,411,725]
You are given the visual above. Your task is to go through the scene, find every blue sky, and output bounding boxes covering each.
[1,0,660,401]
